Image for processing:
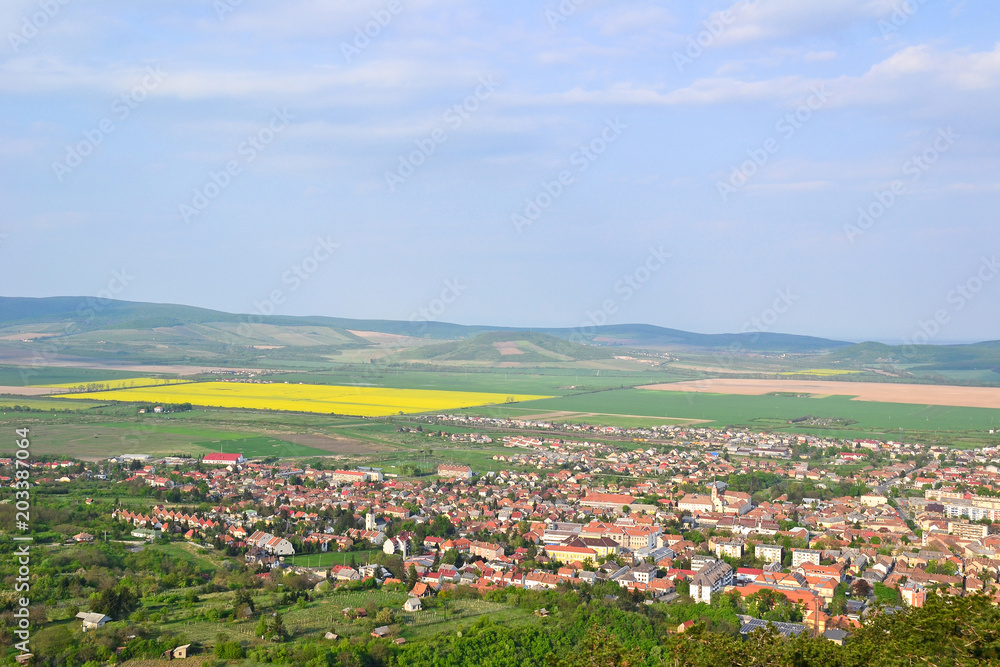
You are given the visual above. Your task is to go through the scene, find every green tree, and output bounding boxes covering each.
[270,613,287,641]
[851,579,873,598]
[214,641,245,660]
[89,582,139,620]
[873,582,902,605]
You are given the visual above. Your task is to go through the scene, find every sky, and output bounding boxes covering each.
[1,0,998,344]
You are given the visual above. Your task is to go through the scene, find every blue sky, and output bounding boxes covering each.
[1,0,998,343]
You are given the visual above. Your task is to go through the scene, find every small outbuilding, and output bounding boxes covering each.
[75,612,111,632]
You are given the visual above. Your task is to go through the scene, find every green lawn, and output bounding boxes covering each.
[399,599,537,641]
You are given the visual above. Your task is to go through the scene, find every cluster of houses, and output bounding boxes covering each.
[18,419,1000,643]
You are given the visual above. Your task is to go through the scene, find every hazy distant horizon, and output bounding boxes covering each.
[2,2,998,344]
[3,293,996,347]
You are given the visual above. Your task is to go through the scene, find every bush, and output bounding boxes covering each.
[214,640,245,660]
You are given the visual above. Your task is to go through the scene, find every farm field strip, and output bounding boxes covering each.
[52,381,552,417]
[641,378,1000,409]
[489,388,1000,434]
[35,376,190,390]
[777,369,861,376]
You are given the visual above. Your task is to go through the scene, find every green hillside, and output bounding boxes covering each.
[401,331,614,363]
[0,296,854,351]
[3,297,997,371]
[536,322,852,352]
[825,340,1000,371]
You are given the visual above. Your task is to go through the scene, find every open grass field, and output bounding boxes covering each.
[398,599,538,641]
[19,422,334,458]
[53,381,552,417]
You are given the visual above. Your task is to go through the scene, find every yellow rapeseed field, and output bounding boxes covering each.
[53,381,550,417]
[37,377,191,391]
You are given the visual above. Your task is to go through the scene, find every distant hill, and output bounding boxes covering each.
[826,340,1000,371]
[533,323,850,352]
[0,296,853,352]
[0,296,478,340]
[401,331,614,363]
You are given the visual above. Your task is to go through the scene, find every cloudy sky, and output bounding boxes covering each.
[1,0,998,343]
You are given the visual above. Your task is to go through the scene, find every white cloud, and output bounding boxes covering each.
[711,0,898,46]
[505,42,1000,120]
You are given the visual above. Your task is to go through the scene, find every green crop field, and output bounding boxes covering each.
[0,396,107,412]
[192,435,329,458]
[470,388,1000,438]
[272,365,685,396]
[0,365,161,386]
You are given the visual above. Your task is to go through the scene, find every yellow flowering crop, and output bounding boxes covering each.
[53,381,550,417]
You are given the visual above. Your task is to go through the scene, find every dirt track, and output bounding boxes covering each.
[640,379,1000,409]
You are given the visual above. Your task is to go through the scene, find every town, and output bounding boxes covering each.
[17,415,1000,654]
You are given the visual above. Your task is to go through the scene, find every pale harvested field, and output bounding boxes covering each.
[641,379,1000,409]
[347,329,430,346]
[0,386,61,395]
[494,342,524,355]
